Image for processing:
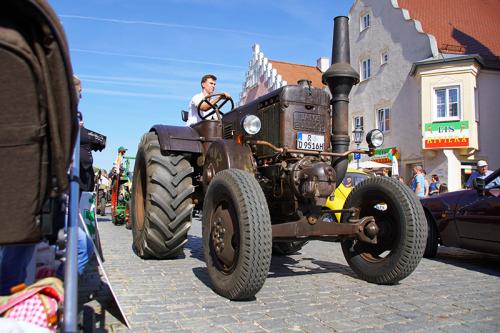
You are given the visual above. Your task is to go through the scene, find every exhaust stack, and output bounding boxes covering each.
[322,16,359,184]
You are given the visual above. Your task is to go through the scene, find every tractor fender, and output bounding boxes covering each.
[151,124,203,154]
[203,140,256,190]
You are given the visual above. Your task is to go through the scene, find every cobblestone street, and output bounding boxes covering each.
[95,215,500,333]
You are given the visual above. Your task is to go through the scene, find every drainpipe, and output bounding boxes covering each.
[322,16,360,184]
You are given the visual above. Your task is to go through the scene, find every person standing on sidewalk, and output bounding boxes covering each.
[411,165,426,198]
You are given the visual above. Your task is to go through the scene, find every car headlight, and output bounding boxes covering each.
[242,115,261,135]
[366,129,384,148]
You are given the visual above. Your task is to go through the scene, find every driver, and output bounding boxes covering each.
[186,74,231,126]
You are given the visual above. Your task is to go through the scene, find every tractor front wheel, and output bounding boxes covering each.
[203,169,272,300]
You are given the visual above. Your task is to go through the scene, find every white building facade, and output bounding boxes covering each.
[348,0,500,190]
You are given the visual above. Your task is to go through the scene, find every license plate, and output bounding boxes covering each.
[297,132,325,151]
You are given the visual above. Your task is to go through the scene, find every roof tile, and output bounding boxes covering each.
[398,0,500,59]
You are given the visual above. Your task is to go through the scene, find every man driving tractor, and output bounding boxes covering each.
[186,74,231,126]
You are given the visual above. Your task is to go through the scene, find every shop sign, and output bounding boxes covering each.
[424,121,469,148]
[370,147,399,163]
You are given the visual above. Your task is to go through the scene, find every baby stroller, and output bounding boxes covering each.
[0,0,85,331]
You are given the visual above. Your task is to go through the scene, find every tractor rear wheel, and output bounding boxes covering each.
[203,169,272,300]
[130,132,194,259]
[341,177,426,284]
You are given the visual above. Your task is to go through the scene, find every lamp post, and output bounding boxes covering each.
[353,125,364,170]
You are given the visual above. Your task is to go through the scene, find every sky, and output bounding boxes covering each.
[50,0,353,171]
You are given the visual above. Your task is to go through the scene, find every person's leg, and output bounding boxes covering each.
[77,227,94,274]
[0,244,36,295]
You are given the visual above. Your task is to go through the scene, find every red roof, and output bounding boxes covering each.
[398,0,500,60]
[269,60,325,88]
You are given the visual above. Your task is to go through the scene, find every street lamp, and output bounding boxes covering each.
[352,125,364,170]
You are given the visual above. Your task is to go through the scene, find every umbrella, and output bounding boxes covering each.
[348,160,391,169]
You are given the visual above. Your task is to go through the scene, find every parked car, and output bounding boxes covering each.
[324,168,370,222]
[421,167,500,258]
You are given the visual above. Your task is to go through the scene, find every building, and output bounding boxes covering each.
[238,44,327,106]
[348,0,500,190]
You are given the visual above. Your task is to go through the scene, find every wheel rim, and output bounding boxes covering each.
[209,198,239,274]
[134,159,146,230]
[349,192,399,263]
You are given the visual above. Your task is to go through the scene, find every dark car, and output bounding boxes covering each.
[421,168,500,258]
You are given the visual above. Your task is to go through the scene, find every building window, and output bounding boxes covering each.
[381,51,388,65]
[377,108,390,132]
[353,116,364,131]
[434,86,460,120]
[361,58,371,80]
[361,13,370,31]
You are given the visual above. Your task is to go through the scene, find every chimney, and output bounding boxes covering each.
[317,57,330,72]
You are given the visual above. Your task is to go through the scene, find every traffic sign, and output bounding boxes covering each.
[353,153,361,160]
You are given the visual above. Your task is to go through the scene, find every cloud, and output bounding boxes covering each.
[60,14,276,39]
[84,88,186,100]
[71,48,246,69]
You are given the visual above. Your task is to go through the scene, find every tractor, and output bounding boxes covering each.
[130,16,426,300]
[110,149,134,226]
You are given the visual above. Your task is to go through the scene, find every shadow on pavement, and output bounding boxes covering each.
[429,247,500,277]
[268,255,356,279]
[185,234,204,261]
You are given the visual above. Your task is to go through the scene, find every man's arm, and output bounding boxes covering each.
[465,172,476,188]
[198,92,231,111]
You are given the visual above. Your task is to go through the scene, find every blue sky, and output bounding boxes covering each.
[50,0,352,171]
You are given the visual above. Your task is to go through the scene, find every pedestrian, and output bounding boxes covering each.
[428,174,441,196]
[423,169,430,197]
[465,160,493,188]
[186,74,231,126]
[398,176,405,184]
[382,168,389,177]
[411,165,426,198]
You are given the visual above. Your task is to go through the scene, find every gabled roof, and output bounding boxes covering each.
[269,60,325,88]
[398,0,500,60]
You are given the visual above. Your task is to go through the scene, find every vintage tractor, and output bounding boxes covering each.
[111,153,134,226]
[130,16,426,300]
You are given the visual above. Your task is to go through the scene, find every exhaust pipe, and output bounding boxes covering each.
[322,16,359,184]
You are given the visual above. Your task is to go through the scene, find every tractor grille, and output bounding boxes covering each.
[256,103,281,156]
[223,123,234,139]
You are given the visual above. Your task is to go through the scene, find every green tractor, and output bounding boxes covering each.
[110,147,134,226]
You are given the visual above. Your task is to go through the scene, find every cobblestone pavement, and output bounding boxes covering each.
[95,215,500,333]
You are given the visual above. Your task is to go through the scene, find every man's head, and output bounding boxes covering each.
[477,160,488,174]
[201,74,217,95]
[413,165,423,175]
[118,146,127,155]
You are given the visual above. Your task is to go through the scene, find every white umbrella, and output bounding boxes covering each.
[356,160,391,169]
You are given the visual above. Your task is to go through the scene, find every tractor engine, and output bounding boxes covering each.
[222,79,338,222]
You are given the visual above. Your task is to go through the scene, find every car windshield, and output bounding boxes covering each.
[343,173,369,187]
[485,168,500,189]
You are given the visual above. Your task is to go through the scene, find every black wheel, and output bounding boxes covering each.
[272,241,308,255]
[203,169,272,300]
[130,132,194,259]
[423,210,438,258]
[100,196,106,216]
[78,305,96,333]
[94,221,105,262]
[341,177,426,284]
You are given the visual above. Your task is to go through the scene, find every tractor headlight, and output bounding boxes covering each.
[242,115,261,135]
[366,129,384,148]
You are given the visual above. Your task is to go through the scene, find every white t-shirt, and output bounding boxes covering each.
[186,92,216,126]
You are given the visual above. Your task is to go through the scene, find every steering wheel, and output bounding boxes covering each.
[197,93,234,120]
